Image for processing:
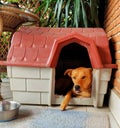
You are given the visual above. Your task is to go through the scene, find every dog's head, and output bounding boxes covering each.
[64,67,92,96]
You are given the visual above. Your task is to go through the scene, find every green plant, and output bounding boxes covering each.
[0,72,7,79]
[36,0,100,27]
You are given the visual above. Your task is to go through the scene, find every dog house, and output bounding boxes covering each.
[0,26,117,107]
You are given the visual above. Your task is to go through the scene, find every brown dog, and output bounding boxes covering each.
[58,67,92,110]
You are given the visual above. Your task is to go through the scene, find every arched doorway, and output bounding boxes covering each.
[55,42,92,79]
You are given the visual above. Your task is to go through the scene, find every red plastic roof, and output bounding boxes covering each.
[0,27,117,68]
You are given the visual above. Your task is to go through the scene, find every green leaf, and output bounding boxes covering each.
[90,0,100,26]
[56,0,63,27]
[65,0,71,27]
[80,0,88,27]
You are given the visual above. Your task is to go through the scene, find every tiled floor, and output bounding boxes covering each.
[44,104,120,128]
[24,105,120,128]
[53,105,119,128]
[87,107,119,128]
[68,106,120,128]
[0,81,119,128]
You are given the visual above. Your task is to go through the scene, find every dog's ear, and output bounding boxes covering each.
[64,69,73,77]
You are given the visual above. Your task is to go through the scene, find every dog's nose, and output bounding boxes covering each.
[75,85,80,90]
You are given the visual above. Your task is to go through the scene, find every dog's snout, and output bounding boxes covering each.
[75,85,80,90]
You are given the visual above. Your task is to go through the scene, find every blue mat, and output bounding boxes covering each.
[33,109,88,128]
[0,105,109,128]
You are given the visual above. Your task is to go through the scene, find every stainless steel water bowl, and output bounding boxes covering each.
[0,101,21,122]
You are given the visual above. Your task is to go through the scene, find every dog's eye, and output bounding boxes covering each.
[81,76,86,79]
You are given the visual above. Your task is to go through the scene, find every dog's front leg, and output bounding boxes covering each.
[60,90,72,111]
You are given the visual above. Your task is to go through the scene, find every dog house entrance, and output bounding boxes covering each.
[55,42,92,80]
[55,42,92,96]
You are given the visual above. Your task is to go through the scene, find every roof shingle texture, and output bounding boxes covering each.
[2,27,117,68]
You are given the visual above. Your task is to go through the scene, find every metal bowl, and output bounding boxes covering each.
[0,101,21,122]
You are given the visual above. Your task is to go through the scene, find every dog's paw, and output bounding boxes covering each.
[60,104,66,111]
